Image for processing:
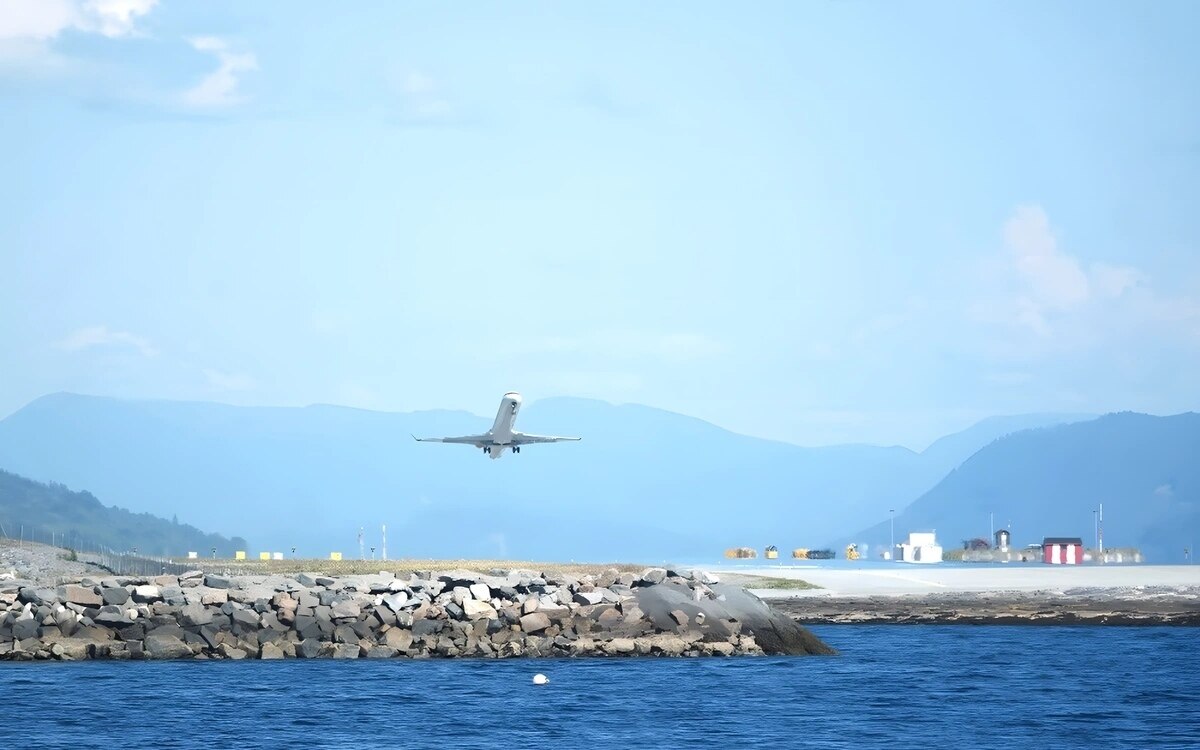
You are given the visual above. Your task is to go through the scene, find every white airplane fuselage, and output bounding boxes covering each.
[485,392,523,457]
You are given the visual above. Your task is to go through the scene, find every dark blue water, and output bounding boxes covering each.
[3,626,1198,748]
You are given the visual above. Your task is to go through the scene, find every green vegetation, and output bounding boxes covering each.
[743,576,821,590]
[0,469,247,557]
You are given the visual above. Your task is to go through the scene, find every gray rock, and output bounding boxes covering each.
[260,643,286,659]
[144,633,192,659]
[333,624,359,644]
[384,628,413,651]
[669,609,689,626]
[520,612,551,633]
[463,599,497,620]
[382,592,409,612]
[296,573,318,587]
[332,643,359,659]
[468,583,491,601]
[60,584,102,607]
[131,585,161,603]
[295,638,322,658]
[219,643,247,660]
[231,608,260,629]
[180,604,214,627]
[366,646,396,659]
[12,618,39,640]
[315,576,336,587]
[330,599,361,619]
[200,589,228,605]
[573,591,604,606]
[640,568,668,585]
[93,606,132,627]
[204,575,233,590]
[18,587,56,605]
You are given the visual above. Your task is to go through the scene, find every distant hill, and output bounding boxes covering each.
[0,468,248,557]
[848,412,1200,563]
[0,392,1089,562]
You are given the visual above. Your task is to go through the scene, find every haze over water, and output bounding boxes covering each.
[5,627,1197,748]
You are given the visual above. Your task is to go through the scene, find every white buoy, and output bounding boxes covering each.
[532,673,549,685]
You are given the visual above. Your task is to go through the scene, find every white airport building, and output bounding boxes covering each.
[895,531,943,564]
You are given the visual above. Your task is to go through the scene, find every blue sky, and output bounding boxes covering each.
[2,0,1198,448]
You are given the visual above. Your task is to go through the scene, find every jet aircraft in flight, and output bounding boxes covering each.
[413,392,580,459]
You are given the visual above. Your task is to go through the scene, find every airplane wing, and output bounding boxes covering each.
[412,434,491,445]
[510,432,582,445]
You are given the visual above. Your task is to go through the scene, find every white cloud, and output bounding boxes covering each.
[181,36,257,108]
[0,0,154,75]
[203,368,256,392]
[999,205,1152,336]
[55,325,156,356]
[84,0,157,38]
[0,0,78,40]
[1004,205,1090,311]
[0,0,155,40]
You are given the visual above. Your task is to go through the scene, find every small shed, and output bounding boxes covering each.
[995,529,1011,551]
[1042,537,1084,565]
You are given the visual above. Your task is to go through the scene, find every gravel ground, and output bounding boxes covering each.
[0,540,100,583]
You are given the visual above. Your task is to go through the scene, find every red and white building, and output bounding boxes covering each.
[1042,537,1084,565]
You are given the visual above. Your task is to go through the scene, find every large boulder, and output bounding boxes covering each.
[180,604,214,627]
[462,599,497,620]
[519,612,551,633]
[144,634,192,659]
[102,588,130,606]
[60,585,102,607]
[634,581,834,656]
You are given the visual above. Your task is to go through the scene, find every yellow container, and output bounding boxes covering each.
[258,552,270,560]
[235,550,247,560]
[329,551,343,561]
[765,549,779,559]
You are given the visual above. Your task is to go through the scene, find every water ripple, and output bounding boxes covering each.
[2,626,1199,748]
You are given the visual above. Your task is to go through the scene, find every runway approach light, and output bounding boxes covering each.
[532,673,549,685]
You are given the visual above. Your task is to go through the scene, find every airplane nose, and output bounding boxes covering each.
[505,392,523,404]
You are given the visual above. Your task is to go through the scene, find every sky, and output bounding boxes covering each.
[2,0,1198,449]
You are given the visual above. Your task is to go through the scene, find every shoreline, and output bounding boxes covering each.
[770,591,1200,626]
[0,563,833,661]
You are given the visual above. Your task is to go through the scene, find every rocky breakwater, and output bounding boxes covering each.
[0,567,833,661]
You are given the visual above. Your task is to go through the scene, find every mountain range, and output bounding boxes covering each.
[0,391,1119,561]
[0,468,247,557]
[849,412,1200,562]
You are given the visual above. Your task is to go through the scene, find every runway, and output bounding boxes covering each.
[710,563,1200,597]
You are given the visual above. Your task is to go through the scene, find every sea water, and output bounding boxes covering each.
[2,626,1197,748]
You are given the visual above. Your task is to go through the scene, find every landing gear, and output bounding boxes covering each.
[483,446,492,454]
[513,446,520,454]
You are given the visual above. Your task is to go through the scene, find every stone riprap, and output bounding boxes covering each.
[0,567,832,661]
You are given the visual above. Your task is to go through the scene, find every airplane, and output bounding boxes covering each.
[412,391,580,459]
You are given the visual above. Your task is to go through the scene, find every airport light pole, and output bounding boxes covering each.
[889,509,895,558]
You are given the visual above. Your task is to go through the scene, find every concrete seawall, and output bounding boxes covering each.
[0,566,832,660]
